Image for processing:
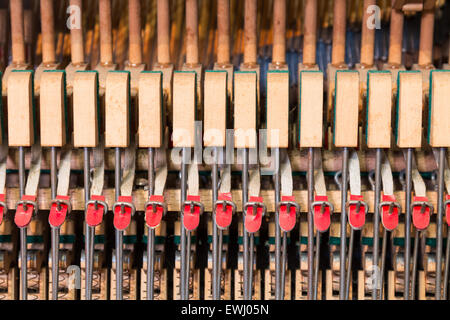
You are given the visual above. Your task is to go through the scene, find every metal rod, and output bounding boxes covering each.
[19,146,27,300]
[313,232,321,300]
[50,147,59,300]
[307,147,315,299]
[83,147,93,300]
[404,148,413,300]
[436,147,445,299]
[274,148,281,300]
[185,230,191,300]
[339,147,349,300]
[242,148,249,299]
[373,148,382,300]
[180,147,188,299]
[411,230,420,299]
[345,229,354,300]
[379,229,388,300]
[147,147,155,300]
[115,147,123,300]
[443,228,450,299]
[248,232,254,300]
[281,231,287,299]
[217,228,223,299]
[212,147,219,300]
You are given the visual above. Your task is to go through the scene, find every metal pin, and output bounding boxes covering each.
[436,147,445,300]
[19,146,27,300]
[217,228,223,299]
[212,147,219,300]
[345,229,354,300]
[373,148,382,300]
[180,147,188,299]
[115,147,123,300]
[443,227,450,299]
[281,231,287,299]
[248,232,254,300]
[404,148,413,299]
[50,147,59,300]
[307,147,315,299]
[185,230,191,300]
[379,229,388,300]
[313,232,321,300]
[84,147,94,300]
[339,147,349,300]
[242,148,249,299]
[147,147,155,300]
[274,147,281,300]
[411,229,420,299]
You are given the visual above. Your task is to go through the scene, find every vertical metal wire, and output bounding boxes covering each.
[373,148,382,299]
[115,147,123,300]
[212,147,219,299]
[147,147,155,300]
[339,147,349,300]
[274,148,281,299]
[404,148,413,299]
[436,148,445,299]
[180,147,188,299]
[50,147,59,300]
[307,147,315,299]
[84,147,93,300]
[242,148,249,299]
[19,146,27,300]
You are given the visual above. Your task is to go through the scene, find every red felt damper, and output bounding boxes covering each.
[145,195,165,229]
[183,195,202,231]
[113,196,133,230]
[381,194,399,231]
[313,195,331,232]
[412,196,431,230]
[14,195,36,228]
[446,195,450,227]
[48,195,70,228]
[278,196,297,232]
[0,194,6,226]
[86,195,107,227]
[244,196,264,233]
[215,193,233,229]
[348,194,366,230]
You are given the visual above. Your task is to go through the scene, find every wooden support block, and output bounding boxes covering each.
[382,64,406,93]
[396,71,423,148]
[73,71,99,148]
[65,62,88,96]
[326,63,348,120]
[125,63,146,97]
[34,63,59,95]
[153,63,174,102]
[428,71,450,147]
[40,71,66,147]
[105,71,130,148]
[234,71,257,149]
[299,71,324,148]
[333,71,360,148]
[204,71,227,147]
[138,71,163,148]
[7,71,34,147]
[95,63,117,95]
[172,71,197,148]
[266,71,289,148]
[240,63,260,111]
[213,63,234,98]
[1,63,29,97]
[412,64,435,95]
[366,71,393,149]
